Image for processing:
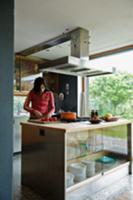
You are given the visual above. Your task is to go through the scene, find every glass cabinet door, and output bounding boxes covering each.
[66,125,129,188]
[66,129,103,188]
[101,125,128,173]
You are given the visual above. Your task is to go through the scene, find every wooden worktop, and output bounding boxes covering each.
[21,119,132,133]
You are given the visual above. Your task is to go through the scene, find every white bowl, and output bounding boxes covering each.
[81,160,95,177]
[69,163,87,182]
[66,172,74,187]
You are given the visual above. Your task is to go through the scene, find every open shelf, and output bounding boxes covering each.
[66,151,128,191]
[66,161,129,193]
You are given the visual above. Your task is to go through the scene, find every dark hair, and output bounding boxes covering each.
[33,77,46,93]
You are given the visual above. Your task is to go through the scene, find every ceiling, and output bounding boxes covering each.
[15,0,133,60]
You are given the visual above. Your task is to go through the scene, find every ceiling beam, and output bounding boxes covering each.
[90,44,133,59]
[16,27,88,57]
[16,30,73,56]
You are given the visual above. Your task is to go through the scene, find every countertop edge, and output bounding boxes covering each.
[20,119,133,133]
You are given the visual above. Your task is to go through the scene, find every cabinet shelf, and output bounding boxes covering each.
[66,161,129,193]
[66,150,128,189]
[14,90,28,96]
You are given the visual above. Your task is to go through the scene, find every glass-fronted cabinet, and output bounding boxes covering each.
[21,120,132,200]
[66,125,129,189]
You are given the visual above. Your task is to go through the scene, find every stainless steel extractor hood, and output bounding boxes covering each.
[39,28,113,77]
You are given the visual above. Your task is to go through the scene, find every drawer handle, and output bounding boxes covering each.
[39,129,45,136]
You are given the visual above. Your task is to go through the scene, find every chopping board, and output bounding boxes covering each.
[28,119,61,124]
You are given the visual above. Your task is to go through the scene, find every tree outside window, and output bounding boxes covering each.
[89,73,133,119]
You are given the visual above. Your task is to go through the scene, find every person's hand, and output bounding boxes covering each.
[33,110,43,119]
[43,113,52,119]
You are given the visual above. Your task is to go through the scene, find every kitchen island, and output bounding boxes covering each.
[21,119,132,200]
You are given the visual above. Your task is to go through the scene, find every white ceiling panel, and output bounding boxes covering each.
[15,0,133,59]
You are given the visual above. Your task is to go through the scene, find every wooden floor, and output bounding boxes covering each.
[13,154,133,200]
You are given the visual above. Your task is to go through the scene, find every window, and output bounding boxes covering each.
[88,50,133,119]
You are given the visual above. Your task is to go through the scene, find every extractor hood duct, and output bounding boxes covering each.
[39,28,112,77]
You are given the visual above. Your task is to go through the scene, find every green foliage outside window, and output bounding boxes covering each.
[89,73,133,119]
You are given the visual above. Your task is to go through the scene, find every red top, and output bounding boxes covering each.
[24,90,55,115]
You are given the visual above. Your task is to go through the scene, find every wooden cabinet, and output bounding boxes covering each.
[15,55,41,91]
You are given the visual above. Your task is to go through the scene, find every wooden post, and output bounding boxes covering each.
[127,123,132,174]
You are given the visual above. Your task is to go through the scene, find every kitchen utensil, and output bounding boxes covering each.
[104,116,119,122]
[60,112,77,120]
[89,119,102,124]
[96,156,116,164]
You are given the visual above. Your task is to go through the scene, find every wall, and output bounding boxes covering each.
[0,0,14,199]
[58,74,78,112]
